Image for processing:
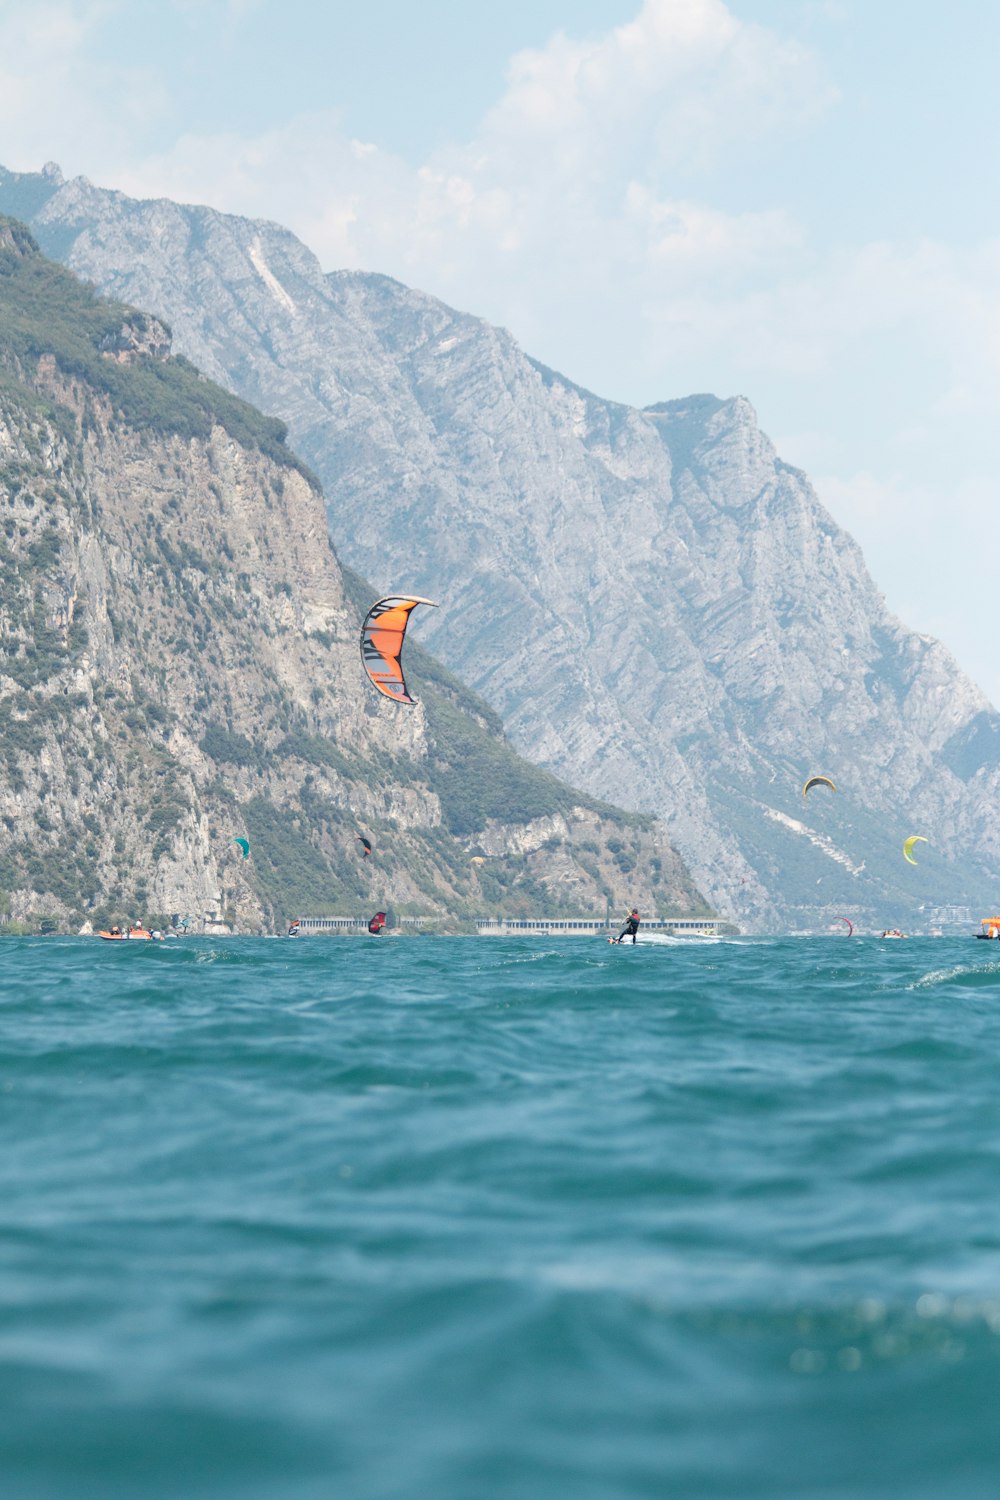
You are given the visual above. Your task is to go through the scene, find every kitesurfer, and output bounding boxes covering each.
[613,908,640,944]
[368,911,387,935]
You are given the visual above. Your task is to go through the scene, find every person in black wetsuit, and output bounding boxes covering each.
[613,908,640,944]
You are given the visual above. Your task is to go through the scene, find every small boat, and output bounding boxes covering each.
[880,929,906,939]
[975,918,1000,940]
[98,926,155,941]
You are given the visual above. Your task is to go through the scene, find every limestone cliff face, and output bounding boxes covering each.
[0,216,701,933]
[0,343,410,930]
[9,167,999,928]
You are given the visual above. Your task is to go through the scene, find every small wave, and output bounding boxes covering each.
[907,961,1000,991]
[636,933,724,946]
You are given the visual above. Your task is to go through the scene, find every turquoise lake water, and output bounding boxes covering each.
[4,933,1000,1498]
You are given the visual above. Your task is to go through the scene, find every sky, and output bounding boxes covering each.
[2,0,999,700]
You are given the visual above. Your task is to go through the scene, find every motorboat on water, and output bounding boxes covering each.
[975,917,1000,940]
[98,925,160,941]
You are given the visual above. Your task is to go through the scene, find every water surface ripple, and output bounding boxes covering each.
[3,935,1000,1498]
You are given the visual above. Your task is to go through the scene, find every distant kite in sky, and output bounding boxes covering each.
[903,835,928,865]
[803,775,836,800]
[360,595,438,705]
[234,837,250,859]
[356,835,373,857]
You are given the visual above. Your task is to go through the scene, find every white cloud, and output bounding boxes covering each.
[0,0,169,171]
[99,0,837,406]
[107,0,830,281]
[483,0,831,173]
[624,186,805,273]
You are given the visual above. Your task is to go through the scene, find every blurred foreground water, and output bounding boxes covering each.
[3,934,1000,1499]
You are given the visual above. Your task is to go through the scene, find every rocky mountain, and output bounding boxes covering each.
[0,214,703,934]
[8,162,999,930]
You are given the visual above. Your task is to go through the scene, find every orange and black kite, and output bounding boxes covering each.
[360,596,438,705]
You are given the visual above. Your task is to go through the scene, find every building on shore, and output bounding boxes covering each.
[289,915,434,935]
[289,915,724,937]
[475,917,724,937]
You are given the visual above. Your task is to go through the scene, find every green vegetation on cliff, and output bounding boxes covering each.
[0,215,315,480]
[338,565,646,837]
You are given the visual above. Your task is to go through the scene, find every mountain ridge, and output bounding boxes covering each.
[6,163,997,929]
[0,212,706,933]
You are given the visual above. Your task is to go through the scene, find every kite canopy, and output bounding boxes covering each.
[234,837,250,859]
[356,835,373,857]
[360,595,438,705]
[803,775,836,800]
[836,916,853,936]
[903,835,928,865]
